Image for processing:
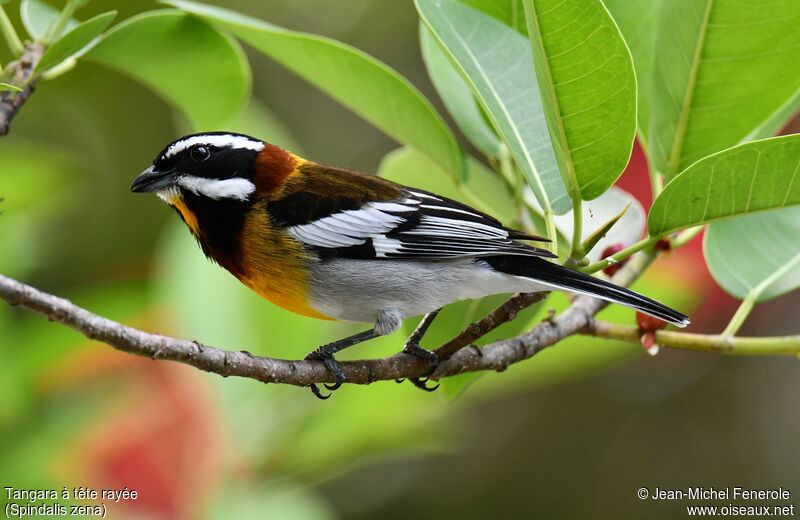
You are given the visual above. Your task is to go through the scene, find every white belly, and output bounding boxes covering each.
[306,257,545,324]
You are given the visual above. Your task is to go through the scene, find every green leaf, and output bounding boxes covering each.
[163,0,465,180]
[379,146,516,222]
[745,88,800,142]
[602,0,661,143]
[87,10,250,130]
[20,0,78,39]
[704,207,800,302]
[523,0,637,201]
[460,0,527,34]
[420,27,501,159]
[416,0,570,214]
[648,0,800,179]
[580,202,630,259]
[36,11,116,72]
[648,135,800,237]
[0,82,21,92]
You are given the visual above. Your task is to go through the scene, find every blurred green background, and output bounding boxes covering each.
[1,1,798,518]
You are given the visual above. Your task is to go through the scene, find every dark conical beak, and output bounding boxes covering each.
[130,166,176,193]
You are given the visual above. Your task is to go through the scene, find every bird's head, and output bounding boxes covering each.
[130,132,268,205]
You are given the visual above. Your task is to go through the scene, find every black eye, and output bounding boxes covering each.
[190,146,211,162]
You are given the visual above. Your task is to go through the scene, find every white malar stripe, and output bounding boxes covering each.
[165,134,264,159]
[177,176,256,201]
[157,186,180,204]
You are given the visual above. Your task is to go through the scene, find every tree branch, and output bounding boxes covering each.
[0,273,603,387]
[434,291,549,360]
[0,42,43,136]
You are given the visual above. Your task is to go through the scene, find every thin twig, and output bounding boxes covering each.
[588,320,800,356]
[435,291,549,360]
[0,43,44,136]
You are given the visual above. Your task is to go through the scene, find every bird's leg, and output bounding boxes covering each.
[305,329,378,399]
[401,308,442,392]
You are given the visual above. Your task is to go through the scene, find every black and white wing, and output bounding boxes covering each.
[285,189,555,260]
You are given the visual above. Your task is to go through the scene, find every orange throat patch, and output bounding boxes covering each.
[167,193,202,239]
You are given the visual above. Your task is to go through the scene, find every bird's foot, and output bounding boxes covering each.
[402,340,440,392]
[305,348,346,400]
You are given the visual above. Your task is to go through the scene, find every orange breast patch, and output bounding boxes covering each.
[238,208,332,320]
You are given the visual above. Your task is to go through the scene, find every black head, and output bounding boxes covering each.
[130,132,265,202]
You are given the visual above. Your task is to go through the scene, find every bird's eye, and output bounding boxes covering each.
[190,146,211,162]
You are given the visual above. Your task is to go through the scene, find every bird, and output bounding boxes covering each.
[131,132,689,398]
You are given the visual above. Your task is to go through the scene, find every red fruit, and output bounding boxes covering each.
[601,243,629,276]
[636,311,668,332]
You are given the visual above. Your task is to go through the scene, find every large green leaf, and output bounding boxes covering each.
[648,135,800,237]
[523,0,637,201]
[745,88,800,142]
[420,27,501,159]
[648,0,800,179]
[36,11,116,72]
[704,207,800,302]
[416,0,570,214]
[87,10,250,130]
[602,0,661,143]
[20,0,78,40]
[460,0,527,34]
[164,0,465,180]
[378,146,515,222]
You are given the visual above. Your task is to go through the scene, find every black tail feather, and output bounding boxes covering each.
[485,256,690,327]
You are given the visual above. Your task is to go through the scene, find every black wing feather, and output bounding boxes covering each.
[286,188,555,260]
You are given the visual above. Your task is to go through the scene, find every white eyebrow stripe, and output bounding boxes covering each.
[164,134,264,159]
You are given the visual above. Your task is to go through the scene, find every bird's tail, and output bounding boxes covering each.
[485,256,690,327]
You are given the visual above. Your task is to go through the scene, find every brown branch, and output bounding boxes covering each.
[0,273,607,387]
[0,42,43,136]
[434,291,549,360]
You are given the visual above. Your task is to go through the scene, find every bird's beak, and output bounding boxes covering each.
[130,166,177,193]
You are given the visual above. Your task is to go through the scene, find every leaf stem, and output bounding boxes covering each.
[591,320,800,356]
[46,0,83,44]
[721,296,755,337]
[569,196,583,259]
[0,5,24,56]
[721,252,800,336]
[672,225,704,249]
[544,207,558,257]
[581,234,660,273]
[650,170,664,200]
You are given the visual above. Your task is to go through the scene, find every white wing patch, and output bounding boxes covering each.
[164,134,264,159]
[287,190,554,260]
[288,199,418,249]
[177,176,256,201]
